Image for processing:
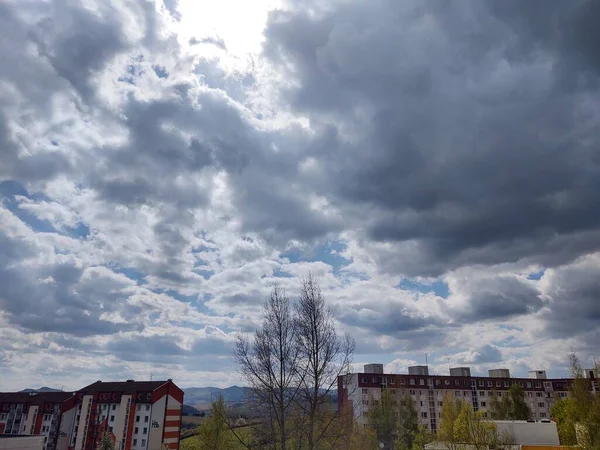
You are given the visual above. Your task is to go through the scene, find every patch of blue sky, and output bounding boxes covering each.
[527,270,545,280]
[397,278,450,299]
[105,264,147,285]
[1,180,57,233]
[280,240,350,274]
[1,180,90,239]
[165,289,213,315]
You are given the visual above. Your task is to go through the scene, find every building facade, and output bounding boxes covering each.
[0,392,73,450]
[1,380,183,450]
[338,364,596,433]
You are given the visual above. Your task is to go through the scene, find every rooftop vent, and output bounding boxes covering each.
[126,379,134,382]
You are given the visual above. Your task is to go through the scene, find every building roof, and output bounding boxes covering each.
[0,391,73,405]
[77,380,172,395]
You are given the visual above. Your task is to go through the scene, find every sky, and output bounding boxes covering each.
[1,0,600,391]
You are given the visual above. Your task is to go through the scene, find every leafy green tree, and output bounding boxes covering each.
[437,394,463,450]
[488,385,530,420]
[551,397,577,446]
[551,354,600,450]
[367,389,397,448]
[454,402,510,450]
[99,433,115,450]
[195,396,244,450]
[395,394,419,450]
[410,425,433,450]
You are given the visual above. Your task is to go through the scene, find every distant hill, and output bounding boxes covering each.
[183,386,247,407]
[182,404,201,416]
[19,387,63,393]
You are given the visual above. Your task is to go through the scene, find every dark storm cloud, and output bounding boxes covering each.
[263,0,600,276]
[450,274,543,322]
[105,332,234,369]
[541,256,600,338]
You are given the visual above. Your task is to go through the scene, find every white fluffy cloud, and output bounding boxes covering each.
[1,0,600,391]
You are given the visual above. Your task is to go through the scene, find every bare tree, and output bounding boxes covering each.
[234,286,301,450]
[295,274,355,450]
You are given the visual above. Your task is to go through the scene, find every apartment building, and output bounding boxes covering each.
[0,391,73,450]
[338,364,596,433]
[1,379,184,450]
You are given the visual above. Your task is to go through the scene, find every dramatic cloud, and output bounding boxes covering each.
[1,0,599,390]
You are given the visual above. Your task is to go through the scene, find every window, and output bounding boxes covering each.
[435,379,441,386]
[372,377,379,384]
[478,381,484,387]
[133,439,137,446]
[362,400,368,406]
[538,402,545,408]
[136,416,140,422]
[483,412,488,418]
[409,379,415,385]
[481,401,486,407]
[143,427,147,434]
[420,401,424,407]
[444,380,450,386]
[400,379,405,385]
[438,401,443,407]
[540,413,547,418]
[112,405,116,411]
[361,377,367,383]
[528,392,533,397]
[455,391,461,397]
[421,412,428,419]
[479,391,485,397]
[419,379,425,386]
[504,381,509,387]
[496,381,501,387]
[535,382,542,388]
[135,427,139,434]
[559,392,566,398]
[388,377,395,384]
[544,382,552,388]
[497,392,502,397]
[410,390,416,396]
[537,393,543,397]
[519,382,524,387]
[144,416,148,423]
[454,380,460,386]
[110,415,115,422]
[141,439,146,447]
[463,391,469,397]
[419,390,423,396]
[362,389,368,395]
[527,382,532,388]
[137,404,141,411]
[487,381,493,387]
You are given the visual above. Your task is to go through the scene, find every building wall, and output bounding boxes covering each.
[163,395,182,449]
[114,395,133,450]
[148,396,166,450]
[23,406,38,435]
[73,395,92,450]
[0,436,45,450]
[495,421,560,445]
[55,407,75,450]
[340,372,576,433]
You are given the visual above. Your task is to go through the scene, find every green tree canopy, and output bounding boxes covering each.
[488,384,531,420]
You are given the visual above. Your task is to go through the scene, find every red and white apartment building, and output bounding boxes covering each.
[0,379,183,450]
[338,364,599,433]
